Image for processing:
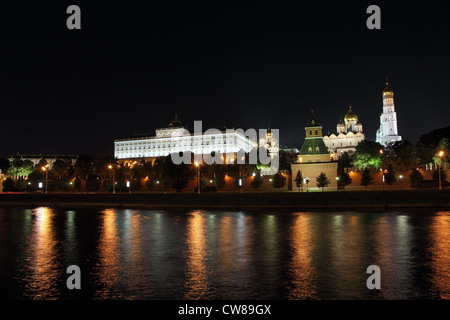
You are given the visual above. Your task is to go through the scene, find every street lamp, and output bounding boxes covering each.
[438,151,445,190]
[380,150,385,191]
[41,165,49,194]
[195,162,200,194]
[108,165,115,194]
[304,177,310,192]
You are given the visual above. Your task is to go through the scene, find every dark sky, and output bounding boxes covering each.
[1,1,449,157]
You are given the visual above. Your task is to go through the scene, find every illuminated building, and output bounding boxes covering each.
[114,113,254,160]
[259,127,280,175]
[291,110,338,190]
[7,154,78,167]
[376,78,402,147]
[323,105,365,160]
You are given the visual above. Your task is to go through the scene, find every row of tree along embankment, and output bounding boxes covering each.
[1,190,450,210]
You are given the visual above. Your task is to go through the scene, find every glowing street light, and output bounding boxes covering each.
[108,164,116,194]
[41,165,49,194]
[304,177,310,193]
[195,162,200,194]
[438,151,445,190]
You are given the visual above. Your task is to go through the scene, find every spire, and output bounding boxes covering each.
[383,76,393,93]
[168,98,182,127]
[306,109,321,127]
[174,98,178,120]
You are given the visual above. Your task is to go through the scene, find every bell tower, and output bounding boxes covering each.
[376,77,402,146]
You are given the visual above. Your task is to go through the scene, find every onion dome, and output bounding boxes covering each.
[344,106,358,122]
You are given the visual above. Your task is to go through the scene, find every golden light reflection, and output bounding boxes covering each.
[288,213,316,299]
[95,209,120,298]
[218,216,233,274]
[126,211,146,298]
[185,211,209,299]
[430,212,450,299]
[25,207,59,299]
[373,214,413,298]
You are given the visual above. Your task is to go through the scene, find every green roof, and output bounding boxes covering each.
[299,137,329,156]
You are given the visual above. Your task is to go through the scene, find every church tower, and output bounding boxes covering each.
[299,110,331,163]
[376,78,402,146]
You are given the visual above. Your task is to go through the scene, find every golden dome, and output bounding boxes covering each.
[344,106,358,122]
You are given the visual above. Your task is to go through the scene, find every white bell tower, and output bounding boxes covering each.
[376,78,402,147]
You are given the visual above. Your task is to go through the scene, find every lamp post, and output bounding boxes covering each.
[438,151,445,190]
[42,165,49,194]
[305,177,310,193]
[380,150,385,191]
[108,165,115,194]
[195,162,200,194]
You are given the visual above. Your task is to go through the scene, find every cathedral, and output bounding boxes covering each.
[376,78,402,146]
[323,105,365,160]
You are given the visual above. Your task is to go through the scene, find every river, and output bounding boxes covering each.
[0,207,449,300]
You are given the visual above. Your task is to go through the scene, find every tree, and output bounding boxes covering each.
[52,159,68,180]
[338,172,352,190]
[15,179,27,192]
[8,159,35,178]
[409,169,423,188]
[388,140,420,171]
[163,155,194,192]
[338,152,352,170]
[353,141,384,170]
[433,168,447,182]
[74,155,94,180]
[250,174,263,190]
[293,170,303,192]
[385,164,397,187]
[272,172,286,190]
[2,178,15,192]
[360,168,374,191]
[0,157,10,174]
[316,172,331,192]
[279,150,299,171]
[432,138,449,170]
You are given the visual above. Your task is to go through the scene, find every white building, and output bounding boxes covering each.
[376,78,402,147]
[258,127,280,175]
[114,115,255,160]
[323,105,365,160]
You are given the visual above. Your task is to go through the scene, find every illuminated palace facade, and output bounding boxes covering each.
[114,114,255,161]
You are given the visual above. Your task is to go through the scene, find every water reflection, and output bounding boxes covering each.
[94,209,121,299]
[1,207,450,300]
[23,207,60,299]
[288,213,316,299]
[184,211,209,299]
[430,212,450,299]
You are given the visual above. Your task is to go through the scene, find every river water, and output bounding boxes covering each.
[0,207,449,300]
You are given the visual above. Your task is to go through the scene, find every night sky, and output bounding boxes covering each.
[1,1,449,157]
